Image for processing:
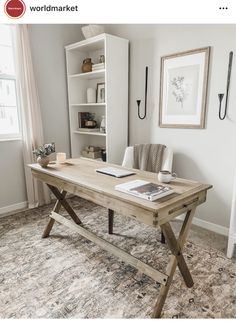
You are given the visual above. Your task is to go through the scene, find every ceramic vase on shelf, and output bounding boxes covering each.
[82,58,92,73]
[87,88,96,103]
[100,115,106,133]
[37,156,50,168]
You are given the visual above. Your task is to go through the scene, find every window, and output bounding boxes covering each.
[0,25,21,140]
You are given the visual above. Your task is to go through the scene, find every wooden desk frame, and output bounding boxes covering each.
[31,161,210,318]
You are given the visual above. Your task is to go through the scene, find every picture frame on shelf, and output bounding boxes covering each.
[96,82,105,103]
[159,47,210,129]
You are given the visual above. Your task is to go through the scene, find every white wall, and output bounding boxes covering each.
[106,24,236,230]
[29,24,83,156]
[0,140,26,211]
[0,25,83,213]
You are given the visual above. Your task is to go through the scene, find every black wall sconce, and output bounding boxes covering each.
[137,66,148,120]
[218,51,233,120]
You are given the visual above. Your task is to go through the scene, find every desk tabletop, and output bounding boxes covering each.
[29,158,212,213]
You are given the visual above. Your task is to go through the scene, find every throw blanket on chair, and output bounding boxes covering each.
[133,144,166,173]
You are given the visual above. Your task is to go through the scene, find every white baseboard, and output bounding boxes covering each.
[177,214,229,237]
[0,194,75,218]
[193,217,229,236]
[0,201,28,218]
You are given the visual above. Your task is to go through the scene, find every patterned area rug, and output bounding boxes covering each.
[0,197,236,319]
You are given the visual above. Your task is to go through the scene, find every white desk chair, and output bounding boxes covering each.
[108,146,174,243]
[122,146,173,171]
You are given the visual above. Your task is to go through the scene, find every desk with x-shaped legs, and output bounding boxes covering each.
[30,158,212,318]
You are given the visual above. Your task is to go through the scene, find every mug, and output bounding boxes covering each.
[158,170,177,183]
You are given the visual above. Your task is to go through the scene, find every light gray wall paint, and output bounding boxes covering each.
[0,140,26,208]
[0,25,83,211]
[29,24,84,157]
[106,24,236,229]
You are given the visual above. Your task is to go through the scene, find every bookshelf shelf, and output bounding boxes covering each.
[68,69,105,80]
[74,130,106,137]
[70,103,106,107]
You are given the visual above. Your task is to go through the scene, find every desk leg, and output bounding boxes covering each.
[161,222,194,288]
[42,190,66,238]
[47,185,81,225]
[152,206,196,318]
[108,209,114,234]
[42,185,82,238]
[161,231,165,244]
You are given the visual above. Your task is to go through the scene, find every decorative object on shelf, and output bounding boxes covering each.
[82,58,93,73]
[78,112,96,128]
[99,55,105,63]
[87,88,96,103]
[33,142,55,168]
[137,66,148,120]
[84,119,97,128]
[159,47,210,129]
[92,62,105,71]
[56,152,66,164]
[85,145,101,152]
[218,51,233,120]
[101,148,107,162]
[81,25,105,39]
[100,115,106,133]
[97,82,105,103]
[82,146,102,159]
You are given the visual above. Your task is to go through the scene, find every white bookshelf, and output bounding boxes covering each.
[65,33,129,164]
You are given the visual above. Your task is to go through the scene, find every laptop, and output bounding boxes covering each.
[96,167,135,178]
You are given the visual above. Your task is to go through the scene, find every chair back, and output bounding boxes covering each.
[122,146,173,172]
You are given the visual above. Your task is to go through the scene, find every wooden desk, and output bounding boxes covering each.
[29,158,212,318]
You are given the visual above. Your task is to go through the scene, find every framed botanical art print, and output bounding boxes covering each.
[159,47,210,128]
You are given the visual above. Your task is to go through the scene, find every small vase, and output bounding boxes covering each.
[82,58,92,73]
[37,156,50,168]
[87,88,96,103]
[100,115,106,133]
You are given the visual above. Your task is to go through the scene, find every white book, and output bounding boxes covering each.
[115,180,174,201]
[96,167,135,178]
[92,67,104,71]
[92,63,105,70]
[93,63,105,67]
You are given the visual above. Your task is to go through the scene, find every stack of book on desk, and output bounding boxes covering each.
[92,63,105,71]
[115,180,174,201]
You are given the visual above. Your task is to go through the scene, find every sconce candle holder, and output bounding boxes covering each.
[137,66,148,120]
[218,51,233,120]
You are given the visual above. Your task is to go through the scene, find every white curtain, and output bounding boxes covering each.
[14,25,51,208]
